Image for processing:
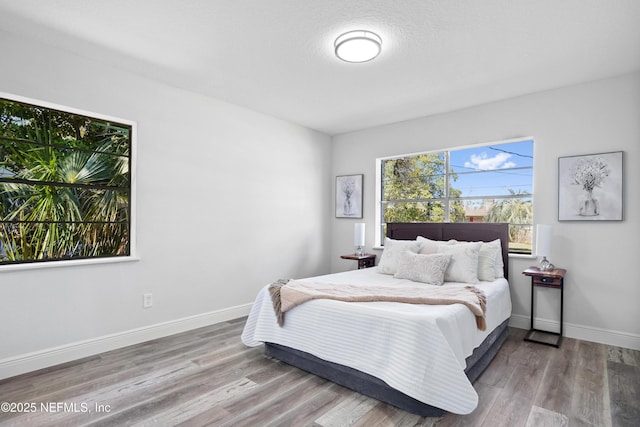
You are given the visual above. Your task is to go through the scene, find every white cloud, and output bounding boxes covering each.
[464,152,515,170]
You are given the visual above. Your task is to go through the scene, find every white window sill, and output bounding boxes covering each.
[508,253,536,259]
[0,256,140,272]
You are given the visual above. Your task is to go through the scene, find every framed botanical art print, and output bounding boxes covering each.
[558,151,623,221]
[336,174,363,218]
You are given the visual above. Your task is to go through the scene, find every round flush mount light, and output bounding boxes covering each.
[334,30,382,63]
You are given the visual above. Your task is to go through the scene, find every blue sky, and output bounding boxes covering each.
[449,139,533,198]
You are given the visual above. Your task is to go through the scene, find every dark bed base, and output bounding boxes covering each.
[265,319,509,417]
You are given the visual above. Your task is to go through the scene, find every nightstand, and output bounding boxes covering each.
[522,267,566,348]
[340,253,376,269]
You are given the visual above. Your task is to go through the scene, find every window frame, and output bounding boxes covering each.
[0,92,137,269]
[375,137,534,253]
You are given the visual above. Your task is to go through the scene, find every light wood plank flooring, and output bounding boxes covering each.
[1,318,638,426]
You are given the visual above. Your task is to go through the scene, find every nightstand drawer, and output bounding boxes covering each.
[533,276,562,288]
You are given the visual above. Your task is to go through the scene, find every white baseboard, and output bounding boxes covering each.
[0,303,253,381]
[509,314,640,350]
[3,308,638,381]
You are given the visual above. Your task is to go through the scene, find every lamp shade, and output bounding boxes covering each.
[536,224,552,256]
[354,223,365,247]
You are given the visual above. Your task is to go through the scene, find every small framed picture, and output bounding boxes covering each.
[336,174,363,218]
[558,151,623,221]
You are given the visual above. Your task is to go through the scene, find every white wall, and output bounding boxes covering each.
[0,30,333,378]
[331,72,640,349]
[1,30,638,381]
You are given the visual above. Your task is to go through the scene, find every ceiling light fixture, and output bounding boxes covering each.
[334,30,382,63]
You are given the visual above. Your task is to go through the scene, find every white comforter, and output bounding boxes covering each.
[241,268,512,414]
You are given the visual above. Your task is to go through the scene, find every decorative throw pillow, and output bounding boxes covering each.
[436,241,482,284]
[394,251,452,285]
[377,238,421,275]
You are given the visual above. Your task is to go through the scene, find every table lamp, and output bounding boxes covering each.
[536,224,555,271]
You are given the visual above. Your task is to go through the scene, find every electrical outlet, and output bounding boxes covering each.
[143,293,153,308]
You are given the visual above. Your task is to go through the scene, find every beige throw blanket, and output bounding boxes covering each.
[268,279,487,330]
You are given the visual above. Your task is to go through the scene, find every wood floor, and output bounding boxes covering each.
[1,318,638,427]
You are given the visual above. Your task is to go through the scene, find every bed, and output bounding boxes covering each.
[241,222,512,416]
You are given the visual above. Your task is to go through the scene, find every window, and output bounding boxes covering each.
[0,95,133,265]
[377,138,533,253]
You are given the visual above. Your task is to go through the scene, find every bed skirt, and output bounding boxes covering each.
[264,319,509,417]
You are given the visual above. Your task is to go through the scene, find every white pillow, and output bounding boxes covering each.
[377,238,421,275]
[436,241,482,284]
[448,238,504,281]
[394,251,452,285]
[416,235,439,254]
[492,241,505,279]
[478,239,504,280]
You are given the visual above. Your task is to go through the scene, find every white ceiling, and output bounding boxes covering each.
[1,0,639,135]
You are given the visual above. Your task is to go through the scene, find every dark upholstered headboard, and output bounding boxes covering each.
[386,222,509,279]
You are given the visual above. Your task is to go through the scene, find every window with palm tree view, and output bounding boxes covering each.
[378,138,533,253]
[0,96,132,265]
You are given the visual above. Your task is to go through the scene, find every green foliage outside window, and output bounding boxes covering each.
[382,153,465,223]
[0,97,131,265]
[380,140,534,253]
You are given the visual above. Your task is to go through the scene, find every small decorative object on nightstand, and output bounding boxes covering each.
[354,223,365,256]
[522,266,566,348]
[340,253,376,269]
